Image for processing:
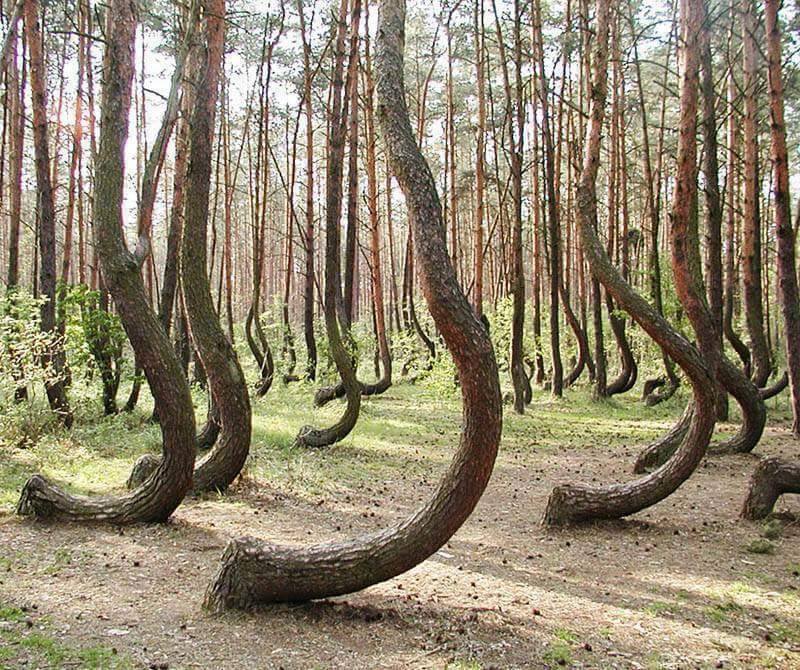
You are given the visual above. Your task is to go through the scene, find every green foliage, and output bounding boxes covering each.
[704,600,743,623]
[543,640,572,667]
[745,539,776,555]
[0,291,64,404]
[761,519,784,541]
[60,283,126,382]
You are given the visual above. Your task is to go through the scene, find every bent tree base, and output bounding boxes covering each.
[740,457,800,520]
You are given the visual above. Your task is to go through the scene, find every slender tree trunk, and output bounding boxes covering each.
[533,0,563,397]
[741,0,771,387]
[765,0,800,436]
[23,0,72,426]
[472,0,485,316]
[294,0,362,448]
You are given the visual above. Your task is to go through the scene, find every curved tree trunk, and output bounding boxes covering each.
[634,355,766,472]
[177,0,250,493]
[245,306,274,397]
[361,13,392,397]
[759,371,788,400]
[203,0,502,608]
[543,0,718,526]
[561,283,590,388]
[605,292,637,396]
[740,457,800,520]
[16,0,196,522]
[294,0,362,449]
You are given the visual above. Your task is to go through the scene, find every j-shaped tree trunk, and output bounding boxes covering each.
[203,0,502,608]
[294,0,362,448]
[543,0,718,525]
[633,355,766,472]
[561,283,591,388]
[765,0,800,436]
[243,17,281,400]
[131,0,251,491]
[177,0,250,492]
[605,293,637,396]
[16,0,196,522]
[740,457,800,520]
[24,0,72,427]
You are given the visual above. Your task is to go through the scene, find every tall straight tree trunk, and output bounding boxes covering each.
[61,7,85,286]
[701,34,727,420]
[204,0,501,607]
[491,0,526,412]
[741,0,771,387]
[765,0,800,436]
[472,0,485,316]
[342,22,359,328]
[533,0,563,397]
[298,0,317,381]
[23,0,72,426]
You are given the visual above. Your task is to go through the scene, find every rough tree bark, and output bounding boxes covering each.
[172,0,251,492]
[740,457,800,520]
[543,0,718,525]
[765,0,800,436]
[24,0,72,426]
[294,0,363,448]
[16,0,196,522]
[203,0,502,608]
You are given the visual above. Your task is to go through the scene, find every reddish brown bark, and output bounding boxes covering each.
[203,0,501,607]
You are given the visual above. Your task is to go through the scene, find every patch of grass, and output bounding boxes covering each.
[745,539,776,555]
[704,600,743,623]
[0,604,24,623]
[552,627,578,643]
[762,519,783,540]
[77,644,133,669]
[772,621,800,645]
[17,631,69,667]
[543,640,572,667]
[445,660,482,670]
[43,547,73,575]
[644,600,678,617]
[0,614,133,669]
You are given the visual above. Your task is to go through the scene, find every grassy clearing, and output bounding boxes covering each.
[0,372,692,513]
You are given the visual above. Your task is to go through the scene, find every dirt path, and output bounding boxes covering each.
[1,392,798,669]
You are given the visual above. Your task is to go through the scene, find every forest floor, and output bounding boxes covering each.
[0,378,798,669]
